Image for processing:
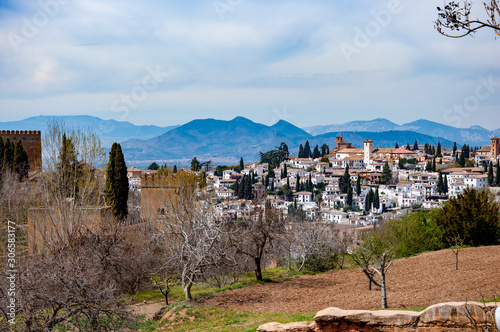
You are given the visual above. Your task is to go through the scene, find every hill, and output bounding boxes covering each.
[201,245,500,313]
[121,117,313,163]
[0,115,178,147]
[121,117,455,164]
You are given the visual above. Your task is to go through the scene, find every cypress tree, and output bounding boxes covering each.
[173,165,177,173]
[459,151,465,167]
[488,162,494,185]
[496,163,500,187]
[406,143,411,150]
[270,180,275,192]
[105,143,129,221]
[13,140,29,180]
[3,139,13,172]
[432,157,436,172]
[295,175,300,192]
[395,142,399,149]
[453,142,457,156]
[356,175,361,196]
[413,139,418,151]
[374,187,380,209]
[304,141,312,158]
[312,145,320,159]
[308,173,313,192]
[443,174,448,194]
[321,144,329,157]
[437,171,444,194]
[346,187,353,206]
[365,189,373,212]
[58,134,81,198]
[244,175,253,199]
[436,141,442,157]
[239,157,244,172]
[0,137,4,173]
[298,144,304,158]
[283,163,288,179]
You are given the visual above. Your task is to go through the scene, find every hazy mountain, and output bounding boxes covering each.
[121,116,312,163]
[121,117,458,164]
[304,118,399,135]
[0,115,178,147]
[304,118,498,146]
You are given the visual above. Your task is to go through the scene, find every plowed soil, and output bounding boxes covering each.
[199,246,500,313]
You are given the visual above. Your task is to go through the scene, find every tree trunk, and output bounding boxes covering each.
[254,257,263,281]
[380,272,387,309]
[182,268,193,301]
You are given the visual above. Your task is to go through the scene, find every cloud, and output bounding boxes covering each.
[0,0,499,130]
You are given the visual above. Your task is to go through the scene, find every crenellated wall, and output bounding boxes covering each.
[0,130,42,171]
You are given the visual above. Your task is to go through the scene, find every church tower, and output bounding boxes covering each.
[491,137,500,160]
[364,139,374,166]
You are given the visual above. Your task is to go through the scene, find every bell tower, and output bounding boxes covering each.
[491,137,500,160]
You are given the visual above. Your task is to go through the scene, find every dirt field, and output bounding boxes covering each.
[199,246,500,313]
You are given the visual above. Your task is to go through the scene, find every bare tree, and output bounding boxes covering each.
[150,171,236,301]
[234,200,284,281]
[436,1,500,37]
[352,233,395,309]
[450,235,464,270]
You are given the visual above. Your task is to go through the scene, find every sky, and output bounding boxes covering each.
[0,0,499,130]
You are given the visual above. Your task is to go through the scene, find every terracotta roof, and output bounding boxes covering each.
[293,191,313,195]
[392,148,416,154]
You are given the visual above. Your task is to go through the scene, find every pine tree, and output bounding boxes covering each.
[406,143,411,150]
[488,162,494,185]
[304,141,312,158]
[346,187,353,207]
[356,175,361,196]
[12,140,29,180]
[191,157,200,172]
[413,140,418,151]
[239,157,244,172]
[437,171,444,194]
[380,162,391,184]
[298,144,304,158]
[105,143,129,221]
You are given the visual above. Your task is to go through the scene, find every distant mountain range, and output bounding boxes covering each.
[304,118,500,146]
[120,117,456,165]
[2,115,498,166]
[0,115,178,147]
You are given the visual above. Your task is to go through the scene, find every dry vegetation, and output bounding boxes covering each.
[200,245,500,313]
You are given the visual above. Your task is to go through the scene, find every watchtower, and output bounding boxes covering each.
[0,130,42,172]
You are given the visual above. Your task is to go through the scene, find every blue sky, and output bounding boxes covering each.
[0,0,499,130]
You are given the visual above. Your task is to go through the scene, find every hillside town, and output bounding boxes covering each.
[129,135,500,228]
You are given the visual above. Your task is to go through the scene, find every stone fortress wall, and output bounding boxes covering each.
[0,130,42,171]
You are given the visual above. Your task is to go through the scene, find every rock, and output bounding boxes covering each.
[315,307,420,327]
[257,302,499,332]
[256,321,313,332]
